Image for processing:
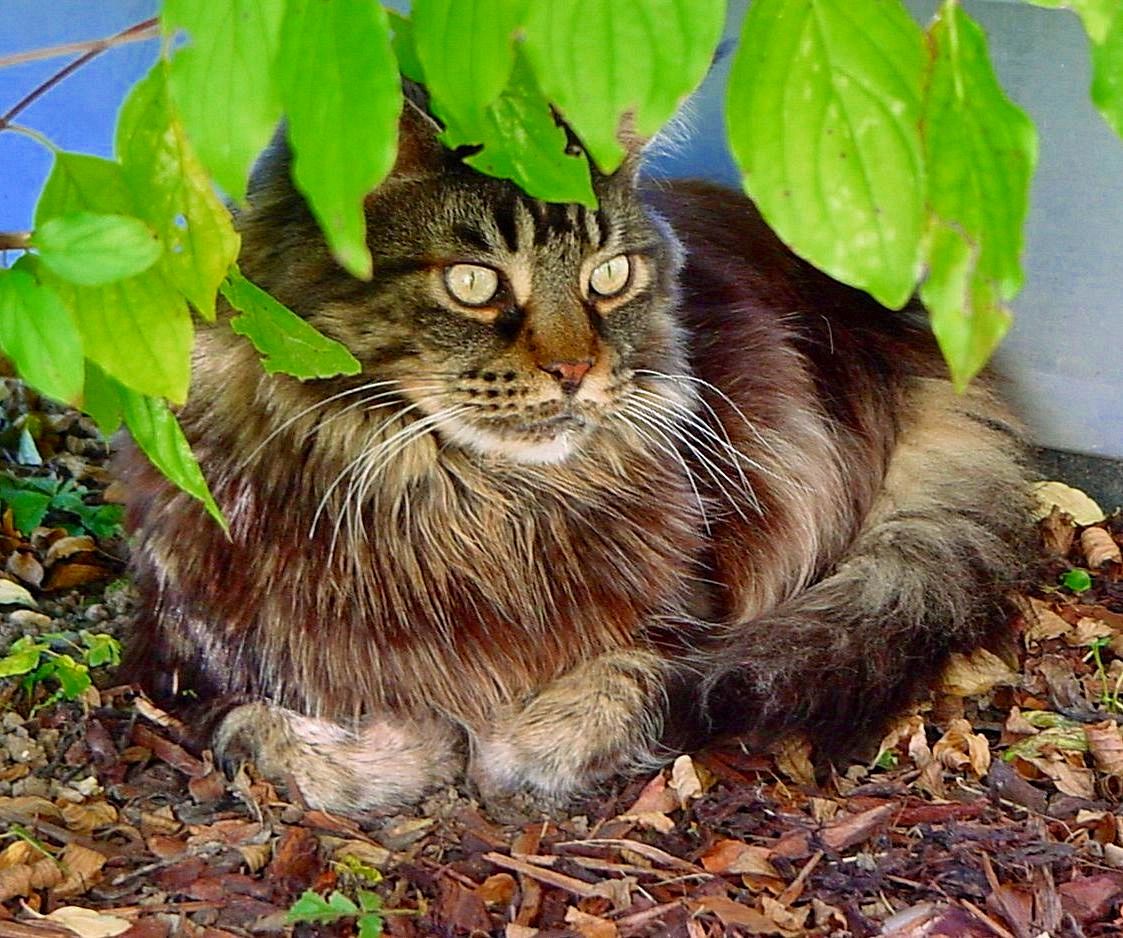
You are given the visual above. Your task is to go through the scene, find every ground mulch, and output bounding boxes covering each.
[2,379,1123,938]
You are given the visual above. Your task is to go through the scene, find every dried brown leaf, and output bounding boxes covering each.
[1065,616,1115,647]
[44,561,113,591]
[690,895,782,932]
[0,856,61,901]
[476,872,517,907]
[0,841,40,871]
[1081,527,1121,568]
[820,804,896,851]
[54,843,107,897]
[0,795,63,821]
[772,734,815,786]
[44,535,96,565]
[624,772,677,816]
[700,839,778,877]
[760,896,810,936]
[1085,720,1123,777]
[238,842,272,873]
[59,799,118,834]
[1024,598,1073,645]
[1059,873,1123,924]
[668,754,703,808]
[564,907,618,938]
[0,578,37,608]
[333,839,390,870]
[38,907,132,938]
[6,551,43,587]
[939,648,1018,697]
[1031,481,1105,525]
[1040,506,1076,557]
[932,718,991,777]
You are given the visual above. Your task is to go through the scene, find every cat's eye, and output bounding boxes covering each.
[589,255,631,297]
[444,264,500,306]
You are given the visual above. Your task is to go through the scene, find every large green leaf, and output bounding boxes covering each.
[116,383,226,530]
[35,153,193,403]
[387,10,425,83]
[162,0,285,201]
[116,63,240,320]
[413,0,527,127]
[0,262,84,404]
[33,212,163,286]
[523,0,724,174]
[449,53,597,205]
[727,0,926,309]
[920,1,1036,390]
[81,362,123,437]
[276,0,401,280]
[1091,9,1123,138]
[221,266,360,379]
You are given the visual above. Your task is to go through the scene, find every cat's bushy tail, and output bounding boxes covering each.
[660,378,1038,764]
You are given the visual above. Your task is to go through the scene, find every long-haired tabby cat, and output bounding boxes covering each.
[118,91,1033,816]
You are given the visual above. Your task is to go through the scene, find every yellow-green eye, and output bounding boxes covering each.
[589,254,631,297]
[444,264,499,306]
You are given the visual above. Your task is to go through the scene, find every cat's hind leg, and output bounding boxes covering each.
[468,649,666,806]
[214,702,463,815]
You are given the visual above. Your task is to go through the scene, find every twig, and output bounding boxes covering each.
[0,18,158,134]
[0,20,160,70]
[0,232,31,252]
[483,851,601,898]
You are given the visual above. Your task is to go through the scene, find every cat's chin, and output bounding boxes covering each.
[439,414,587,465]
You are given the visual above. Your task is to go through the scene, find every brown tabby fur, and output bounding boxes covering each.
[118,99,1034,815]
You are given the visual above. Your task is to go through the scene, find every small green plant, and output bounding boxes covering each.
[1061,568,1094,593]
[874,748,900,771]
[286,888,385,938]
[0,472,123,538]
[0,630,121,711]
[1083,634,1123,713]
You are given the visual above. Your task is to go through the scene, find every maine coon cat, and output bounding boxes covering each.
[118,94,1033,816]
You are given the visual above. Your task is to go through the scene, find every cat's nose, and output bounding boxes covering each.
[539,358,593,394]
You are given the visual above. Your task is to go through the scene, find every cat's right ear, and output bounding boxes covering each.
[390,82,449,180]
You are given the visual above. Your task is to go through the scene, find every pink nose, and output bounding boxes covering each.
[539,359,593,393]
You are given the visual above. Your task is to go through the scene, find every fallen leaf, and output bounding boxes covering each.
[932,718,991,777]
[623,772,677,816]
[476,872,517,907]
[39,907,132,938]
[772,734,816,787]
[1065,616,1115,647]
[0,577,37,607]
[59,800,118,834]
[1085,720,1123,777]
[700,839,778,877]
[760,896,810,935]
[54,842,107,897]
[6,551,43,587]
[690,895,781,932]
[1024,598,1073,645]
[564,907,618,938]
[1059,873,1123,924]
[940,648,1018,697]
[44,535,96,564]
[669,754,702,808]
[1081,527,1122,568]
[1040,506,1076,557]
[1031,481,1105,525]
[820,804,895,852]
[44,561,114,590]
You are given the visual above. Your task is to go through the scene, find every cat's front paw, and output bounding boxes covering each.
[468,651,666,806]
[213,702,464,816]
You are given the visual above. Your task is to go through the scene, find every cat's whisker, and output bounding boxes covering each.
[634,369,782,459]
[630,387,762,505]
[630,389,765,515]
[238,379,409,468]
[624,399,753,523]
[617,405,712,535]
[298,384,446,449]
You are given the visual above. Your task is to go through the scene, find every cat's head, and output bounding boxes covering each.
[235,92,690,466]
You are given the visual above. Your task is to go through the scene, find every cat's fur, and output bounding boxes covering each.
[118,98,1034,815]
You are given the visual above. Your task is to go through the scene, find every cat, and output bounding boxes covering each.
[117,91,1034,817]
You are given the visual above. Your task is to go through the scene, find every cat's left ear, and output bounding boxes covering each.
[389,82,450,180]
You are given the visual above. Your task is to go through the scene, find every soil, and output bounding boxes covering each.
[2,378,1123,938]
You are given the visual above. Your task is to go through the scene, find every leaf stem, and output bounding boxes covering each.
[0,18,159,134]
[0,232,31,252]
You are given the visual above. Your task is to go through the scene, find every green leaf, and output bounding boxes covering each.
[0,488,50,534]
[276,0,401,279]
[117,384,226,531]
[453,53,597,205]
[221,266,360,379]
[727,0,926,309]
[0,638,48,678]
[1091,9,1123,138]
[81,361,123,437]
[162,0,285,201]
[1062,568,1093,592]
[33,212,163,286]
[523,0,725,174]
[413,0,528,126]
[920,2,1036,389]
[387,11,425,83]
[357,913,384,938]
[286,890,357,925]
[0,263,85,404]
[35,153,194,403]
[81,633,122,669]
[356,889,383,913]
[116,62,241,320]
[49,654,91,699]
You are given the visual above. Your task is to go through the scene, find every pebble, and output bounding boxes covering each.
[5,729,45,764]
[9,609,51,629]
[11,775,50,798]
[84,603,108,622]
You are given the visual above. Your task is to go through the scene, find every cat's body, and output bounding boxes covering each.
[119,104,1033,815]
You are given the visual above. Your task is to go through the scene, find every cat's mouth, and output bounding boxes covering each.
[439,404,597,465]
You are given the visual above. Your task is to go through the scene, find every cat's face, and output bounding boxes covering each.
[238,115,689,466]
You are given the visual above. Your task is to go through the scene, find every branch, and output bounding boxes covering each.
[0,18,159,133]
[0,232,31,252]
